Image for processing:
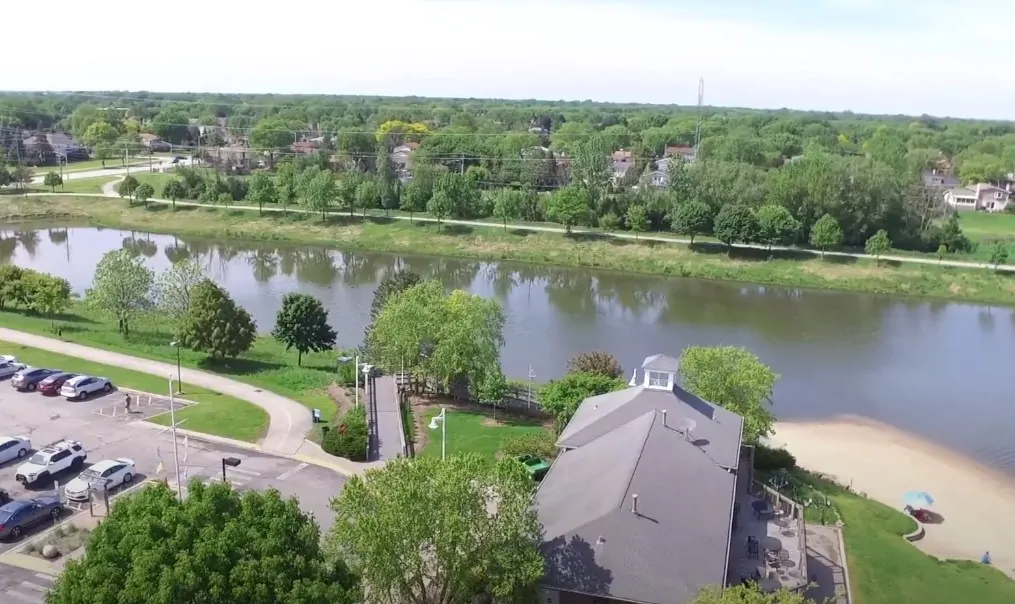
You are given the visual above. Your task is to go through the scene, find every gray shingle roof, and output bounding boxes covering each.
[556,384,743,470]
[538,410,737,604]
[642,353,680,373]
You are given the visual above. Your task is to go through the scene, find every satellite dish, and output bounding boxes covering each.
[678,417,696,436]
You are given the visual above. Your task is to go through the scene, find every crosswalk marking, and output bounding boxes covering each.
[33,574,55,583]
[226,467,262,478]
[5,589,40,602]
[276,463,309,481]
[20,583,47,592]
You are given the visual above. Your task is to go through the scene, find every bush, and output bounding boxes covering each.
[323,406,368,461]
[499,431,557,460]
[753,444,796,472]
[336,362,358,388]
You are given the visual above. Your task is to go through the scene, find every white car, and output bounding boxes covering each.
[0,355,17,364]
[15,440,87,486]
[59,375,113,400]
[0,360,26,379]
[64,458,136,502]
[0,436,31,465]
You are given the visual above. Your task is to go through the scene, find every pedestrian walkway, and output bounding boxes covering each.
[371,375,405,461]
[1,570,54,603]
[166,464,267,495]
[0,328,311,456]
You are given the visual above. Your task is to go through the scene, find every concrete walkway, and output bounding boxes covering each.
[0,328,311,456]
[371,375,405,461]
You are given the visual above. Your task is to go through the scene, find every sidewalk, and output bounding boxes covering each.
[371,375,405,461]
[0,328,311,456]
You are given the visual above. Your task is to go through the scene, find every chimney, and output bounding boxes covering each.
[631,494,639,515]
[662,410,668,427]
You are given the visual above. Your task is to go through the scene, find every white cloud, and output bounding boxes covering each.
[5,0,1012,118]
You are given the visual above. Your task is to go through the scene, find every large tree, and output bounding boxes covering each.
[713,204,760,254]
[809,213,843,257]
[690,583,811,604]
[670,200,714,244]
[85,249,154,336]
[245,171,277,216]
[678,345,779,442]
[326,455,543,604]
[567,350,623,379]
[546,186,591,233]
[755,204,800,250]
[540,371,626,432]
[272,293,337,366]
[49,481,359,604]
[178,279,256,359]
[153,259,204,334]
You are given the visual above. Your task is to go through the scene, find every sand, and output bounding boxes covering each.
[771,416,1015,578]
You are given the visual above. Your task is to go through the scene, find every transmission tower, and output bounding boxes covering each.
[694,78,705,157]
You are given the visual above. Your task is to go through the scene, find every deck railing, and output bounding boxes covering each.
[751,479,809,591]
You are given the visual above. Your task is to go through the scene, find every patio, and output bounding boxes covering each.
[728,457,809,592]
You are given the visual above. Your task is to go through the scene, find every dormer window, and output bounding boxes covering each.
[644,370,674,390]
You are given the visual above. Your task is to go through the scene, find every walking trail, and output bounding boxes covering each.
[371,375,405,461]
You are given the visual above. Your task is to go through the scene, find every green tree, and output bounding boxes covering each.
[23,272,71,328]
[178,279,257,359]
[864,229,892,266]
[116,175,140,204]
[492,188,524,231]
[245,171,276,216]
[567,350,623,379]
[755,204,800,250]
[81,121,118,163]
[625,204,649,238]
[161,179,186,211]
[598,211,620,232]
[570,134,612,210]
[134,182,155,208]
[690,583,811,604]
[546,186,591,233]
[0,166,11,188]
[670,200,714,245]
[679,345,779,442]
[85,249,154,336]
[275,161,300,217]
[400,178,429,222]
[990,241,1008,271]
[936,243,948,263]
[250,118,298,167]
[336,176,360,217]
[713,204,759,254]
[809,213,843,257]
[48,481,359,604]
[427,190,452,232]
[300,167,336,221]
[326,455,543,604]
[938,214,972,253]
[540,371,626,432]
[153,259,204,334]
[43,171,62,192]
[355,179,380,218]
[369,270,422,323]
[12,166,33,193]
[93,142,115,168]
[272,293,337,366]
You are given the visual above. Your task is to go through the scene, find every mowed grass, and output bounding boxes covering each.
[0,305,340,426]
[0,341,268,441]
[418,408,549,459]
[793,472,1015,604]
[5,195,1015,304]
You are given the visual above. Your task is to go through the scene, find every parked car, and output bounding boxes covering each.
[37,372,78,396]
[64,458,136,502]
[0,355,18,364]
[0,436,31,465]
[11,367,57,391]
[59,375,113,400]
[0,360,26,379]
[0,496,64,540]
[15,439,87,487]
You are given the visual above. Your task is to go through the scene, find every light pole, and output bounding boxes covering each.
[337,355,362,408]
[527,364,536,410]
[168,374,183,498]
[221,456,241,482]
[428,407,447,460]
[169,341,182,394]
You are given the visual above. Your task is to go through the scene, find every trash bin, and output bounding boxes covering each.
[312,408,321,423]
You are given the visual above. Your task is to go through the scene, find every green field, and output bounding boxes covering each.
[418,408,548,459]
[0,341,268,441]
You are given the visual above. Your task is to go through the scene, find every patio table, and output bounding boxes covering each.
[751,500,771,519]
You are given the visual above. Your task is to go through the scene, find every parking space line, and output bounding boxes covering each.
[4,589,39,602]
[275,463,309,482]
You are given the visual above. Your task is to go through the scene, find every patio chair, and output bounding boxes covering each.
[746,537,760,560]
[777,549,790,567]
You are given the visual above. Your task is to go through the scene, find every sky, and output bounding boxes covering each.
[7,0,1013,120]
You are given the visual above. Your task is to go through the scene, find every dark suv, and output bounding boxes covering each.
[10,368,57,392]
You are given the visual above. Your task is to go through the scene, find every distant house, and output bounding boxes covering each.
[22,132,88,164]
[140,133,171,153]
[646,157,671,188]
[536,354,808,604]
[922,169,959,188]
[391,142,421,180]
[611,149,634,181]
[291,140,320,155]
[943,183,1010,212]
[665,145,698,164]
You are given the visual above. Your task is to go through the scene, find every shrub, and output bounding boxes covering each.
[753,444,797,472]
[499,431,557,460]
[336,362,358,388]
[323,406,369,461]
[566,350,623,379]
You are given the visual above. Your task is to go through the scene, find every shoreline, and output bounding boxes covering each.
[2,195,1015,306]
[772,416,1015,577]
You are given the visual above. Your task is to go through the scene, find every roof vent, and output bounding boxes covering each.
[631,494,639,515]
[661,409,668,428]
[678,417,696,440]
[596,535,606,545]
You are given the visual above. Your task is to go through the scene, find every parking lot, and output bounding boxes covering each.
[0,368,346,601]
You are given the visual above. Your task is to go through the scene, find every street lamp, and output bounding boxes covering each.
[221,456,241,482]
[167,374,183,498]
[527,365,536,410]
[428,407,447,461]
[337,355,365,408]
[169,341,183,394]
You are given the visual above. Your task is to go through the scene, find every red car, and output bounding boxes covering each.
[37,373,78,396]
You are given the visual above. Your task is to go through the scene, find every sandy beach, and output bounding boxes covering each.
[771,416,1015,578]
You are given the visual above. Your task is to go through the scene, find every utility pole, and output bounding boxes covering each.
[694,77,705,160]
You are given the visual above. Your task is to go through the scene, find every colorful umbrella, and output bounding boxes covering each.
[903,491,934,508]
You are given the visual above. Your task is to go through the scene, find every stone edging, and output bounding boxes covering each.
[903,522,925,542]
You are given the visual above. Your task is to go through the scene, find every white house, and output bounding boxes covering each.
[944,183,1010,212]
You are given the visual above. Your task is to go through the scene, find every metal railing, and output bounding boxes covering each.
[751,479,809,591]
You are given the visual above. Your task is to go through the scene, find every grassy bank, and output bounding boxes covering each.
[418,407,548,459]
[0,341,268,441]
[4,195,1015,304]
[0,305,340,426]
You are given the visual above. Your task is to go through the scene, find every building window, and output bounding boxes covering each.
[646,370,671,389]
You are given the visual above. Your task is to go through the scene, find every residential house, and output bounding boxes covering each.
[139,133,171,153]
[922,169,959,188]
[291,140,320,155]
[611,149,634,182]
[391,142,421,181]
[646,157,671,188]
[665,145,698,164]
[943,183,1010,212]
[21,132,88,164]
[536,354,807,604]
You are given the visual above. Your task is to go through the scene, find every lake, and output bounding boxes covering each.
[4,226,1015,477]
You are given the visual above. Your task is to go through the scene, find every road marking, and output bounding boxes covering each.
[226,467,262,477]
[4,589,40,601]
[275,463,309,481]
[33,574,55,583]
[20,582,48,592]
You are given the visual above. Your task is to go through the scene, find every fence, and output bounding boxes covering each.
[393,373,547,418]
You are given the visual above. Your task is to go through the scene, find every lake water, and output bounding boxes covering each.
[5,226,1015,477]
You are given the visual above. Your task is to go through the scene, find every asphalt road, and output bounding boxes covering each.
[0,565,54,603]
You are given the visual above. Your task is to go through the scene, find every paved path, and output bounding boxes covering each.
[371,375,405,461]
[21,187,1015,274]
[0,328,311,456]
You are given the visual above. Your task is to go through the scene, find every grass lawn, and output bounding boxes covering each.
[0,305,341,427]
[418,408,549,459]
[6,195,1015,304]
[0,341,268,441]
[788,471,1015,604]
[0,178,115,197]
[958,211,1015,243]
